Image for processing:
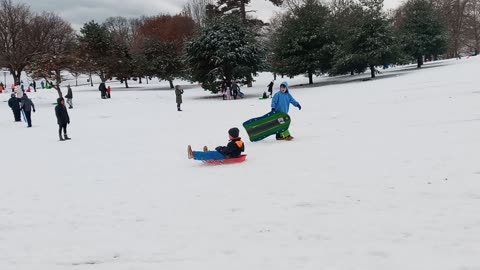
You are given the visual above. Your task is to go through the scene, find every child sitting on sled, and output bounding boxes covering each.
[188,127,245,160]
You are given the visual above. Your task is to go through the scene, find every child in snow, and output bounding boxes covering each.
[271,81,301,140]
[55,98,71,141]
[175,85,184,111]
[188,128,245,160]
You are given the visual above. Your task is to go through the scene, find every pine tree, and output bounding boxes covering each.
[329,0,367,75]
[185,15,262,92]
[397,0,448,67]
[271,0,334,84]
[78,21,115,82]
[342,0,398,78]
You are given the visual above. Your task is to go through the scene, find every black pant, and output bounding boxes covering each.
[59,124,67,136]
[13,109,21,121]
[24,110,32,127]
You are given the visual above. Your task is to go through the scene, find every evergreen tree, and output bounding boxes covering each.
[271,0,334,84]
[340,0,397,78]
[329,0,367,75]
[78,21,115,82]
[397,0,448,67]
[210,0,284,24]
[185,15,262,92]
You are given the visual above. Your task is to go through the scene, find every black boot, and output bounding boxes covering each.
[64,134,71,140]
[59,134,64,141]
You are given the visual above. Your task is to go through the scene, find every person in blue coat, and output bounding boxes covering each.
[271,81,301,140]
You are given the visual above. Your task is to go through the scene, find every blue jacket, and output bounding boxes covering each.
[271,81,299,113]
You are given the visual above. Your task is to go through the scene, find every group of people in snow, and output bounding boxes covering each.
[98,82,112,99]
[6,82,74,141]
[221,80,243,100]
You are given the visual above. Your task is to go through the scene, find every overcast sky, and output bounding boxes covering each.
[20,0,403,31]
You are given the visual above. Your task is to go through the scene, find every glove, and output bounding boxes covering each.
[33,109,36,112]
[215,146,225,152]
[297,104,301,110]
[271,108,275,112]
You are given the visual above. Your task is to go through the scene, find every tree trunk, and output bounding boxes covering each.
[124,78,129,88]
[370,65,376,78]
[240,0,247,24]
[75,76,78,86]
[273,72,277,80]
[169,79,174,89]
[417,56,423,68]
[139,77,142,84]
[12,69,21,85]
[308,71,313,84]
[146,76,149,84]
[351,70,354,76]
[89,73,93,87]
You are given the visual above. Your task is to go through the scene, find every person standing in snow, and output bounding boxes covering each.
[55,97,71,141]
[99,82,107,99]
[20,93,35,128]
[106,85,111,98]
[175,85,184,111]
[271,81,301,140]
[8,94,22,122]
[65,85,73,109]
[267,81,274,98]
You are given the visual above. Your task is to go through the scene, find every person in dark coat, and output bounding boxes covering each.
[187,127,245,160]
[8,94,22,122]
[267,81,274,98]
[99,82,107,99]
[55,98,71,141]
[175,85,183,111]
[65,85,73,109]
[20,94,35,127]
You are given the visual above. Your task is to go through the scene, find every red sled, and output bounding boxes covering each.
[202,154,247,165]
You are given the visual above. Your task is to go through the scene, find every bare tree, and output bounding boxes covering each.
[432,0,471,57]
[463,0,480,54]
[0,0,37,85]
[182,0,213,26]
[28,12,76,91]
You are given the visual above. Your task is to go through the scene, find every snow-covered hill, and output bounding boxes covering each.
[1,57,479,270]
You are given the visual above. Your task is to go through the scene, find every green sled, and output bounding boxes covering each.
[243,111,291,142]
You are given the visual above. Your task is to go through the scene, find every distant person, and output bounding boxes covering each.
[20,93,35,128]
[175,85,184,111]
[271,81,301,141]
[0,82,4,93]
[107,85,111,98]
[32,81,37,92]
[65,85,73,109]
[8,93,22,122]
[41,81,45,89]
[267,81,274,98]
[99,82,107,99]
[55,97,71,141]
[232,81,240,100]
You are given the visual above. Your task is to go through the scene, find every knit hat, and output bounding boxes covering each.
[228,127,239,138]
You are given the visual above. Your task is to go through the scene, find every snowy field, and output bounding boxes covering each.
[1,57,480,270]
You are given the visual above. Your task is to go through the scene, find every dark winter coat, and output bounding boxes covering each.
[99,83,107,93]
[267,81,274,93]
[55,103,70,125]
[8,96,21,111]
[65,87,73,99]
[175,86,183,104]
[20,96,35,112]
[215,137,245,158]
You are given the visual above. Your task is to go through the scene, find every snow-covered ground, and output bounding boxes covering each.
[1,57,480,270]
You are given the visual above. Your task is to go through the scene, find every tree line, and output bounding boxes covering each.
[0,0,478,92]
